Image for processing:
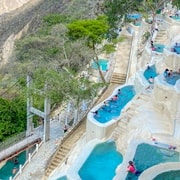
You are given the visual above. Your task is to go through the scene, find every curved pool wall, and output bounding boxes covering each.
[65,139,122,180]
[86,85,136,141]
[115,139,180,180]
[151,75,180,136]
[139,162,180,180]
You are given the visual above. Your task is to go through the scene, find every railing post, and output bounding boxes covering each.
[36,143,39,152]
[19,164,22,174]
[28,153,31,162]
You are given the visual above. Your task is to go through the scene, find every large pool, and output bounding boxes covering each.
[144,65,158,81]
[126,143,180,180]
[94,85,136,123]
[79,141,123,180]
[91,59,109,71]
[153,170,180,180]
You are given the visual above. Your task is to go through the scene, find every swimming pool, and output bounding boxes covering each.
[166,72,180,85]
[143,65,158,82]
[91,59,109,71]
[171,16,180,21]
[0,145,36,180]
[127,14,141,20]
[78,141,123,180]
[153,170,180,180]
[94,85,136,123]
[153,44,165,53]
[126,143,180,180]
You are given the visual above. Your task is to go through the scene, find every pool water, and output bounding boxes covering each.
[154,170,180,180]
[94,85,136,123]
[57,176,68,180]
[143,65,158,82]
[78,141,123,180]
[0,145,36,180]
[127,14,141,20]
[126,143,180,180]
[153,44,165,53]
[166,72,180,85]
[0,152,26,180]
[91,59,109,71]
[171,16,180,21]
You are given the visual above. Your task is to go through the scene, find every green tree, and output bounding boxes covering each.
[67,16,110,83]
[0,97,26,141]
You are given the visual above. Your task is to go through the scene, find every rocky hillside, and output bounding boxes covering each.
[0,0,101,67]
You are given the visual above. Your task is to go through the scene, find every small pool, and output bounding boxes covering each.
[91,59,109,71]
[126,143,180,180]
[56,176,68,180]
[170,16,180,21]
[166,72,180,85]
[79,141,123,180]
[144,65,158,81]
[153,44,165,53]
[154,170,180,180]
[94,85,136,123]
[127,14,141,20]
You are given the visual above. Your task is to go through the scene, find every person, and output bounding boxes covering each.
[64,125,68,133]
[127,161,141,176]
[117,89,121,94]
[12,167,18,174]
[13,157,18,165]
[163,68,169,78]
[112,95,118,101]
[148,76,154,83]
[168,70,173,77]
[150,40,154,48]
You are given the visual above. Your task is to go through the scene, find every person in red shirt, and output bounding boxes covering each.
[127,161,136,174]
[127,161,142,176]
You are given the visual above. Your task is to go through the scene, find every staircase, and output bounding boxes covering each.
[110,73,126,84]
[43,120,86,179]
[110,35,132,84]
[154,30,167,44]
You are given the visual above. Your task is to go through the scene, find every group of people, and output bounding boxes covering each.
[163,68,173,78]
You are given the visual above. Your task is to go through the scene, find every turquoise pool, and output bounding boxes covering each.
[127,14,141,20]
[79,141,123,180]
[0,145,36,180]
[144,65,158,82]
[126,143,180,180]
[91,59,109,71]
[94,85,136,123]
[153,44,165,53]
[154,170,180,180]
[166,72,180,85]
[0,152,26,180]
[57,176,68,180]
[171,16,180,21]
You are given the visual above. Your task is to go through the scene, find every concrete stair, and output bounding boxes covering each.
[43,121,86,179]
[110,73,126,84]
[154,30,167,44]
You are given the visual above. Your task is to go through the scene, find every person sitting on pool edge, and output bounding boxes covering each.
[127,161,141,176]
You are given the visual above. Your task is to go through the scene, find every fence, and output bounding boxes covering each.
[0,132,26,152]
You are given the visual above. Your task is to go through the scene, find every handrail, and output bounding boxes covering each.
[125,32,134,83]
